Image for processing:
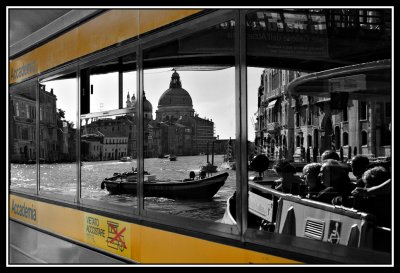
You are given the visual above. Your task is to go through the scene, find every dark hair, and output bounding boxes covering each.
[303,163,322,176]
[362,166,390,188]
[273,159,296,174]
[351,155,370,175]
[321,150,340,161]
[320,159,349,189]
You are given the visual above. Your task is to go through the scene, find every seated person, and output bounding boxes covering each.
[321,149,340,162]
[272,159,303,194]
[351,155,370,187]
[302,163,325,200]
[315,159,354,205]
[352,166,391,227]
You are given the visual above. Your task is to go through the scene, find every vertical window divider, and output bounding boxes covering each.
[236,10,248,240]
[137,45,144,215]
[77,67,81,204]
[36,79,40,196]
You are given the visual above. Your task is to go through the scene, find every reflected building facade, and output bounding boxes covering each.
[255,68,391,162]
[10,84,77,163]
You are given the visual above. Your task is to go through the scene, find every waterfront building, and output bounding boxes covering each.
[255,68,391,162]
[10,84,76,163]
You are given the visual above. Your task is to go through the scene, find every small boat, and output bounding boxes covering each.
[100,172,229,200]
[220,138,236,170]
[200,163,218,173]
[220,161,236,170]
[169,155,177,161]
[120,156,133,162]
[200,141,218,173]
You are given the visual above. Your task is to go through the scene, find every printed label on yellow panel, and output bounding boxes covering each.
[84,213,131,259]
[9,195,38,226]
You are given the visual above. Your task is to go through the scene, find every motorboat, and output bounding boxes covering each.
[120,156,133,162]
[101,171,229,200]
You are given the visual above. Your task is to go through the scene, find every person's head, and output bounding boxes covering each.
[351,155,370,178]
[320,159,348,189]
[321,150,340,162]
[302,163,322,190]
[273,159,296,176]
[362,166,390,188]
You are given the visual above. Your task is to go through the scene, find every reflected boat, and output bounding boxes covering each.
[221,182,391,252]
[220,161,236,170]
[101,172,229,200]
[200,163,218,173]
[120,156,133,162]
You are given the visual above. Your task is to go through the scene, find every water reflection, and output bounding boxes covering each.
[11,155,240,221]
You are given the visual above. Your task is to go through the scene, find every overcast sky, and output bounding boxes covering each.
[44,67,263,141]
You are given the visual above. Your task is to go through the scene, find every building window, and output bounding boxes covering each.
[15,102,19,116]
[343,107,348,121]
[361,130,368,146]
[296,135,300,147]
[343,132,349,146]
[335,126,341,149]
[271,69,279,90]
[360,101,367,120]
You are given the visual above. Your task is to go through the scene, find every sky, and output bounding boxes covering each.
[44,67,263,141]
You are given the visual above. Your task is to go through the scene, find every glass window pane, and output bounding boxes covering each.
[143,20,237,224]
[39,72,77,200]
[9,80,37,193]
[245,8,391,255]
[80,53,138,212]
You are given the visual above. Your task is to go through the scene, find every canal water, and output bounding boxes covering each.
[10,155,265,222]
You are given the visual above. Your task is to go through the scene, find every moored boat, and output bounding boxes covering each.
[200,163,218,173]
[101,172,229,200]
[120,156,133,162]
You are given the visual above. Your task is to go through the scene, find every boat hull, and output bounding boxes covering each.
[101,172,229,200]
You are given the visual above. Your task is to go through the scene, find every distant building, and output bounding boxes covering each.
[153,70,215,156]
[81,71,217,159]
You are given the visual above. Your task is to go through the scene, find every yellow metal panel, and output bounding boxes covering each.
[9,9,201,85]
[138,225,301,264]
[38,201,83,242]
[9,194,301,264]
[77,10,139,57]
[83,212,132,259]
[139,10,202,34]
[9,195,38,226]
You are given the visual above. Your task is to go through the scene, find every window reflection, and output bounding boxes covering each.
[9,80,37,193]
[39,73,77,198]
[80,53,138,209]
[245,9,391,254]
[142,20,236,223]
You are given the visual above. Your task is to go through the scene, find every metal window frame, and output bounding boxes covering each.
[138,9,241,237]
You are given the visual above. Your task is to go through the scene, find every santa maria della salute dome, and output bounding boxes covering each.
[82,71,216,159]
[146,70,216,157]
[156,70,195,122]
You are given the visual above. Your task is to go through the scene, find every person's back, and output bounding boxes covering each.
[351,155,370,187]
[354,166,391,227]
[321,149,340,162]
[272,159,303,194]
[302,163,325,199]
[316,159,353,205]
